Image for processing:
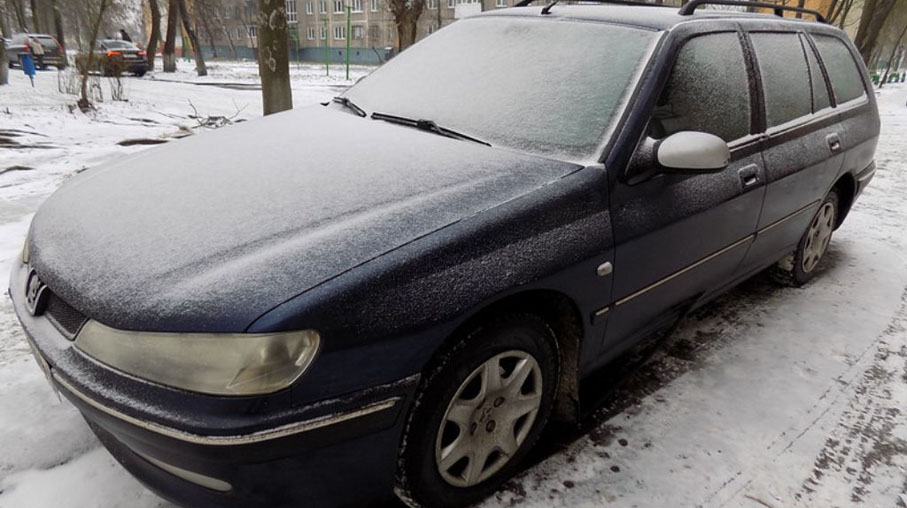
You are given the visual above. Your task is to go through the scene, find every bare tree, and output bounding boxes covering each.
[28,0,39,31]
[162,0,178,72]
[388,0,425,51]
[178,0,206,75]
[10,0,28,31]
[78,0,110,110]
[147,0,161,69]
[855,0,898,65]
[257,0,292,114]
[50,0,65,66]
[0,1,12,36]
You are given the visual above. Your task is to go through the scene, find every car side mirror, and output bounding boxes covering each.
[657,131,730,172]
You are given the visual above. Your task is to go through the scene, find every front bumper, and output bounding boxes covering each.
[9,263,419,508]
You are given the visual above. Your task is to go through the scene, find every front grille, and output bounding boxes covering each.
[46,292,88,340]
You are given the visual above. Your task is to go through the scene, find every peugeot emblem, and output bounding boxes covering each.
[25,270,49,316]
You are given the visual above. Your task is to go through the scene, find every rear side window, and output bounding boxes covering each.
[750,32,812,127]
[650,33,751,142]
[812,35,866,104]
[802,34,831,112]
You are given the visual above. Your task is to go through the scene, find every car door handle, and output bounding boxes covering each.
[827,133,842,153]
[738,164,760,189]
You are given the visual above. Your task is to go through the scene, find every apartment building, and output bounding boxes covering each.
[202,0,516,63]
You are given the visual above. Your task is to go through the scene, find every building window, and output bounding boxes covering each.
[334,0,344,12]
[320,0,327,13]
[307,27,316,39]
[351,0,363,11]
[447,0,454,8]
[371,0,379,10]
[223,7,232,19]
[321,25,327,39]
[334,25,346,39]
[427,24,437,35]
[428,0,438,8]
[496,0,506,6]
[286,0,298,23]
[351,25,363,39]
[247,24,258,40]
[305,1,313,14]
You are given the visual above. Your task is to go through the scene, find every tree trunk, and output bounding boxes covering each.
[177,0,206,75]
[855,0,897,65]
[879,23,907,89]
[80,0,109,111]
[28,0,39,32]
[837,0,854,28]
[11,0,28,31]
[824,0,839,20]
[0,37,8,85]
[200,13,218,59]
[795,0,805,18]
[257,0,292,115]
[223,20,238,59]
[394,11,419,51]
[147,0,161,70]
[0,2,12,37]
[163,0,179,72]
[50,0,65,67]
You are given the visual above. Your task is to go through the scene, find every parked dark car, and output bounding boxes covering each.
[6,33,65,69]
[10,1,879,507]
[93,39,148,77]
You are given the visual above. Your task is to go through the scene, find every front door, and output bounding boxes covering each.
[603,31,766,355]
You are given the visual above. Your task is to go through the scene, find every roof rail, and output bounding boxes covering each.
[513,0,668,9]
[678,0,826,23]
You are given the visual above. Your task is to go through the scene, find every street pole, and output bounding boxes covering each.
[323,18,329,76]
[345,4,350,80]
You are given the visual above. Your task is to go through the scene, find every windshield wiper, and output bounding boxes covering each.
[331,96,366,117]
[371,112,490,146]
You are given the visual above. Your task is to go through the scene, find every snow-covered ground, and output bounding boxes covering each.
[1,63,906,508]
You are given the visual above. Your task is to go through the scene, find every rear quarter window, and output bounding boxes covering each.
[812,34,866,104]
[750,32,812,127]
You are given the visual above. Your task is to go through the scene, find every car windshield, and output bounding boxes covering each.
[343,17,658,162]
[101,40,138,50]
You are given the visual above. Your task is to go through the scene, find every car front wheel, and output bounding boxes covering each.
[396,314,558,508]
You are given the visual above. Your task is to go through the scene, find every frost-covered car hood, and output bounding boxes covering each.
[28,106,582,333]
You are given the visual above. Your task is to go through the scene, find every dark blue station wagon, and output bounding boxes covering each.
[11,1,879,507]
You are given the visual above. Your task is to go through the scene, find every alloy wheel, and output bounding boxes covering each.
[434,350,543,488]
[802,201,835,273]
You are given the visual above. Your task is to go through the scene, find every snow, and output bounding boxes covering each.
[1,61,907,508]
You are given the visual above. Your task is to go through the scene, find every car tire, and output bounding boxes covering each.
[770,189,839,287]
[396,314,558,508]
[134,70,147,77]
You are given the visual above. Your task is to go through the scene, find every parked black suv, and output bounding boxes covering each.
[10,1,878,507]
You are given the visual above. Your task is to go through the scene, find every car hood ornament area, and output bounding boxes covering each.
[25,270,50,316]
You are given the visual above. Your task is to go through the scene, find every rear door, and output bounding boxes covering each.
[810,33,879,192]
[740,30,844,273]
[603,31,765,355]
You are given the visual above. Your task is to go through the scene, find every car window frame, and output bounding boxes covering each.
[648,29,757,146]
[804,31,869,111]
[743,28,847,139]
[746,30,816,130]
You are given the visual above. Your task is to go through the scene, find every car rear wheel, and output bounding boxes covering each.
[770,189,839,287]
[396,314,558,508]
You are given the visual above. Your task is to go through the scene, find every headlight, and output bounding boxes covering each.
[75,320,320,396]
